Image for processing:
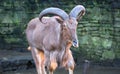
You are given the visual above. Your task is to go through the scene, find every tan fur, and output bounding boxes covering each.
[26,16,78,74]
[25,5,86,74]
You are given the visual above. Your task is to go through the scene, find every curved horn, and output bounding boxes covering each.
[69,5,85,20]
[39,7,69,21]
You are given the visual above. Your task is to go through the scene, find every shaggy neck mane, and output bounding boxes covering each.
[59,24,73,67]
[60,24,72,47]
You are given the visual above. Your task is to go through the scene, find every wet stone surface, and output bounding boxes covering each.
[0,50,34,72]
[2,67,120,74]
[0,49,120,74]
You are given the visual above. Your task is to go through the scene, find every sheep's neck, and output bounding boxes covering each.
[60,25,72,47]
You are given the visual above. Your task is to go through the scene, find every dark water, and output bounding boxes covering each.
[3,67,120,74]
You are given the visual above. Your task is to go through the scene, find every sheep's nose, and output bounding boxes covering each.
[72,40,79,47]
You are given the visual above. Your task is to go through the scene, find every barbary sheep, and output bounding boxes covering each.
[26,5,85,74]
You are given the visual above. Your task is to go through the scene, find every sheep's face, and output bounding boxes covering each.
[65,18,79,47]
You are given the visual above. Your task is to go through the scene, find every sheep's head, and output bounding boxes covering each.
[39,5,85,47]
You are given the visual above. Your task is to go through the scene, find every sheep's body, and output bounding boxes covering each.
[26,16,75,74]
[26,5,85,74]
[26,17,61,51]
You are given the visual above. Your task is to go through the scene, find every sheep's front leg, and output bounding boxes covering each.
[38,50,46,74]
[48,61,57,74]
[30,47,46,74]
[68,68,73,74]
[66,50,75,74]
[48,51,58,74]
[67,59,74,74]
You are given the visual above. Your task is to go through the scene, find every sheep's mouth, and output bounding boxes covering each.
[72,40,79,47]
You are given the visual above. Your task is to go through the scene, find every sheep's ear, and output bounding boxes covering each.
[55,17,64,24]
